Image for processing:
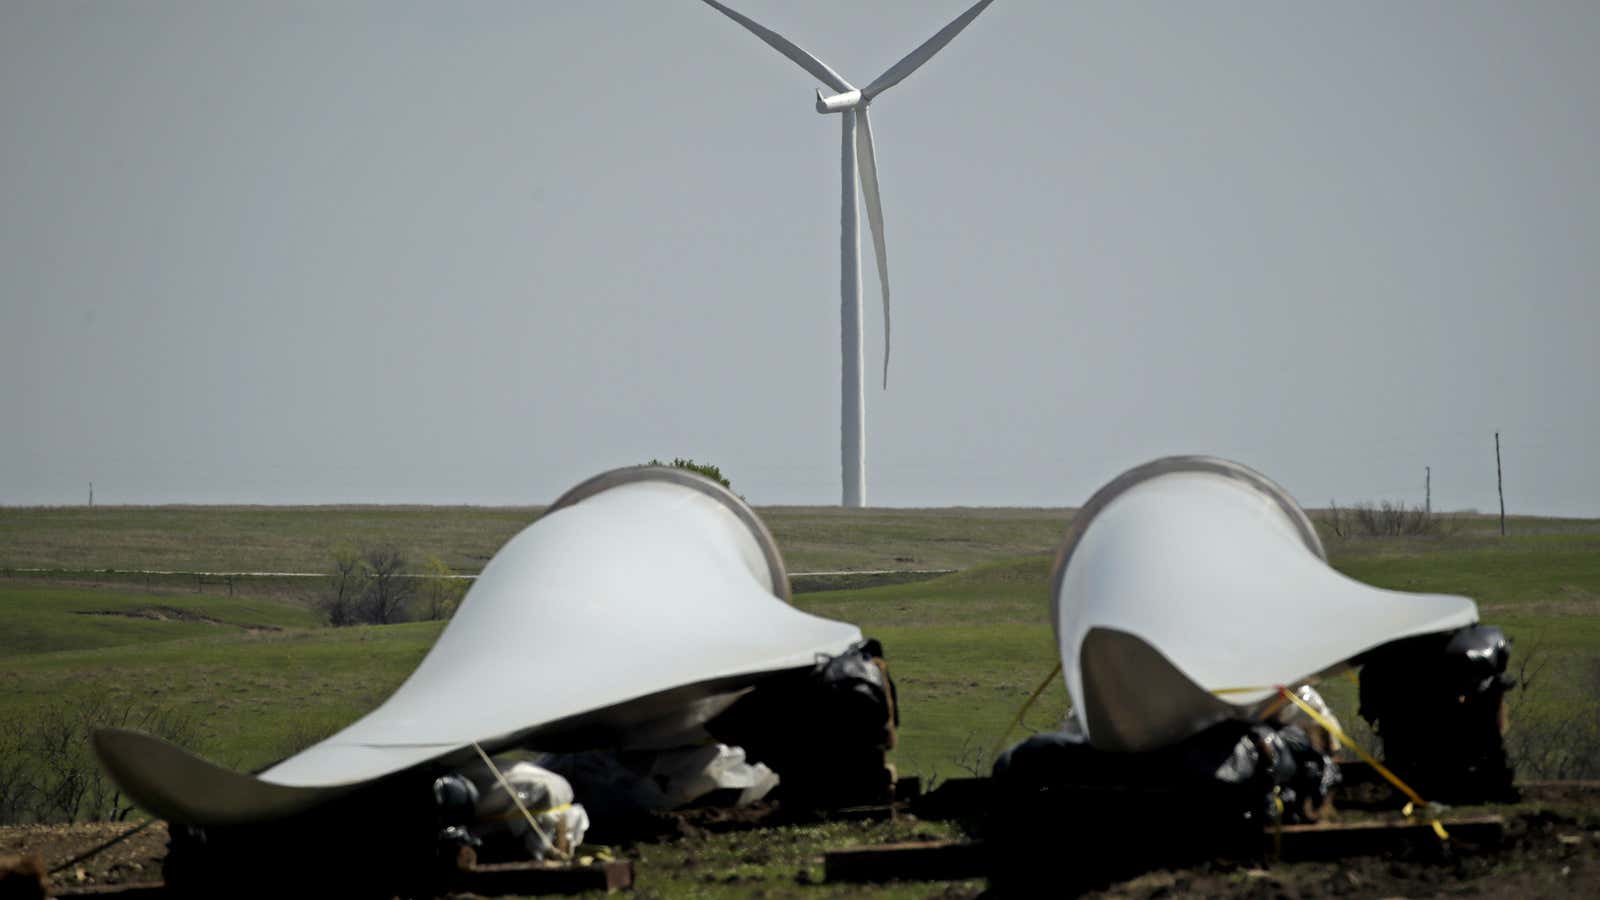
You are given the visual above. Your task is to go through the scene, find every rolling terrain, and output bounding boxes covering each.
[1,504,1596,895]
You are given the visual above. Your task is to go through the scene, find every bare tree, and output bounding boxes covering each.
[1325,500,1346,539]
[360,547,415,625]
[0,698,195,824]
[319,545,364,626]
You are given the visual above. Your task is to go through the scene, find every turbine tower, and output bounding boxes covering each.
[701,0,996,508]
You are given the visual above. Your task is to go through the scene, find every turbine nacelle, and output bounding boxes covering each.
[815,88,863,114]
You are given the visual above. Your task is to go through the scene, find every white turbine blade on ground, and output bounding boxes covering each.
[700,0,855,94]
[855,107,891,388]
[862,0,997,100]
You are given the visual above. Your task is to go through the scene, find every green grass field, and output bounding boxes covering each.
[0,505,1073,574]
[2,509,1596,781]
[1,506,1597,895]
[0,583,322,657]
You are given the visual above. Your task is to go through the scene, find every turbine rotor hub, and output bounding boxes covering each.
[815,88,863,114]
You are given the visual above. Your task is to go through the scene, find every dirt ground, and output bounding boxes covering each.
[1083,805,1599,899]
[2,786,1596,897]
[0,820,167,892]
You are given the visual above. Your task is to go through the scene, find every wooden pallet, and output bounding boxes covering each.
[1269,815,1506,860]
[824,840,988,883]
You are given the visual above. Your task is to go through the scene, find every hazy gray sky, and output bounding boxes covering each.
[3,1,1596,513]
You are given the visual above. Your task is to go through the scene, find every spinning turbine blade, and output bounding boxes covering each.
[855,107,891,388]
[700,0,855,94]
[862,0,997,100]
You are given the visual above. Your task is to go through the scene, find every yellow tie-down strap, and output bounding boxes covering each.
[991,661,1064,763]
[471,742,567,858]
[1213,684,1449,841]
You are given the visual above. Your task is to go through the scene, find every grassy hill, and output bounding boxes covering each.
[0,504,1075,575]
[1,506,1596,894]
[0,584,322,657]
[2,520,1596,784]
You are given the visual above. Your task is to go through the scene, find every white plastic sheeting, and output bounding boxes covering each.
[468,760,589,861]
[539,743,779,816]
[1051,457,1478,753]
[94,467,862,824]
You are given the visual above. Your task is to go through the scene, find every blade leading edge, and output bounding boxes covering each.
[855,107,891,388]
[699,0,855,94]
[862,0,997,100]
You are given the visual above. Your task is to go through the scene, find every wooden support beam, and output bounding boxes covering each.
[824,840,987,883]
[825,802,907,822]
[51,883,168,898]
[1271,815,1505,861]
[824,816,1505,885]
[452,859,634,896]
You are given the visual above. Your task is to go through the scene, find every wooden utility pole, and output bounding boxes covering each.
[1425,466,1431,515]
[1495,433,1505,536]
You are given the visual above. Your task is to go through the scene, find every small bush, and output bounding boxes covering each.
[1321,500,1451,538]
[416,555,465,621]
[1504,651,1600,780]
[318,546,419,626]
[645,458,732,491]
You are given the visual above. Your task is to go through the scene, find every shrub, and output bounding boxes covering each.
[0,698,196,824]
[416,555,465,621]
[318,546,418,626]
[1320,500,1451,538]
[1504,651,1600,780]
[645,458,732,491]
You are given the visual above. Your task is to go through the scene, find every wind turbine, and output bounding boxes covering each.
[700,0,997,508]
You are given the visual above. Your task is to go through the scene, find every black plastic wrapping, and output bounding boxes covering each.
[707,638,899,807]
[987,718,1341,894]
[1359,624,1517,803]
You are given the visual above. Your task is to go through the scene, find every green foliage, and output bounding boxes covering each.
[644,457,732,490]
[416,554,465,621]
[318,545,419,626]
